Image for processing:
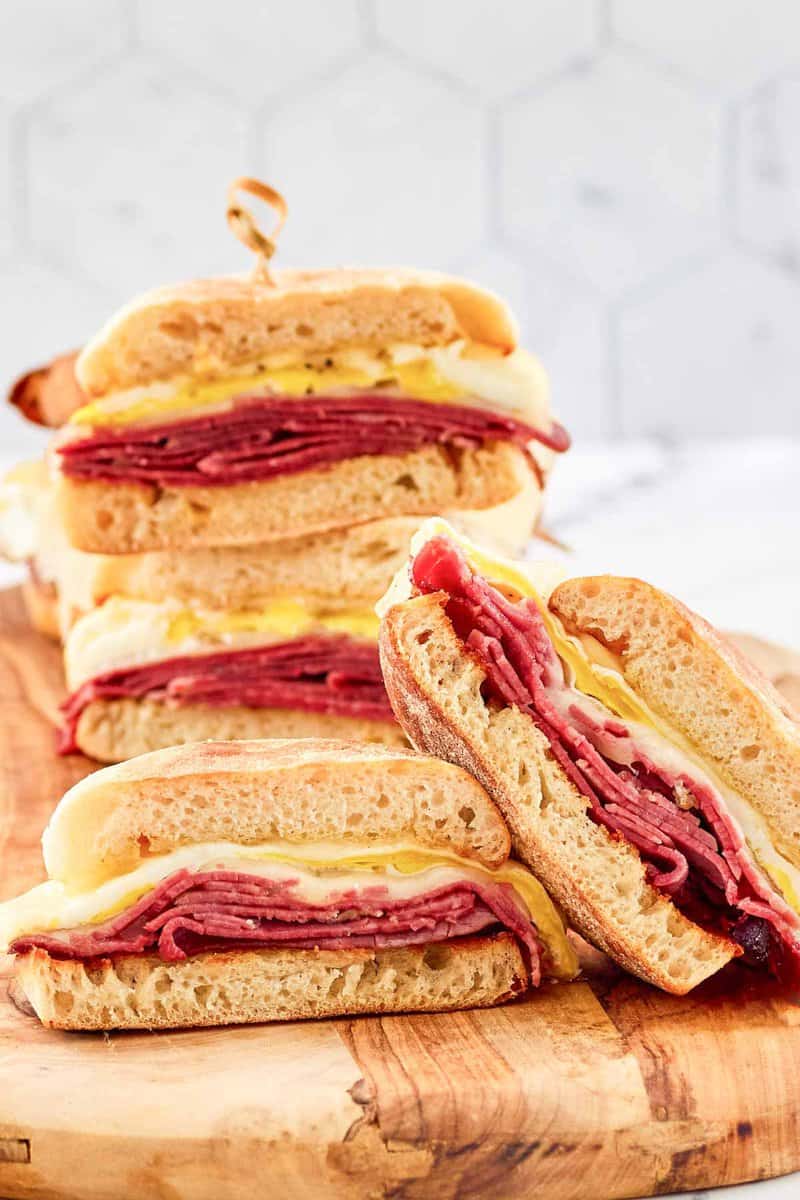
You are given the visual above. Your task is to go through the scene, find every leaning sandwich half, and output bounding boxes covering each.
[0,739,578,1030]
[378,520,800,994]
[53,264,567,554]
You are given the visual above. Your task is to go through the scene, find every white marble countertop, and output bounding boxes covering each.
[0,438,797,1199]
[543,437,800,653]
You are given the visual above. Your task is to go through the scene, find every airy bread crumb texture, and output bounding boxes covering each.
[57,443,531,554]
[76,269,518,395]
[75,698,406,764]
[379,596,735,994]
[17,936,527,1030]
[550,576,800,869]
[51,738,512,886]
[87,516,428,610]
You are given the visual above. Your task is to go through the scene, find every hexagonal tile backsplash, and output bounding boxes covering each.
[1,0,798,455]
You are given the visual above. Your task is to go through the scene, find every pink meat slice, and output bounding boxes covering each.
[411,536,800,978]
[59,635,394,754]
[57,393,571,487]
[10,868,544,984]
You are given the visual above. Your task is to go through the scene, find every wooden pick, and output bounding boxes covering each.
[226,177,288,286]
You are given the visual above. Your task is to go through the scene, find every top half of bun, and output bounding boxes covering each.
[76,268,519,397]
[43,738,512,890]
[549,575,800,869]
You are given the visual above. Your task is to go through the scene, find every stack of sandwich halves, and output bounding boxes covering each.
[1,189,568,765]
[3,183,800,1034]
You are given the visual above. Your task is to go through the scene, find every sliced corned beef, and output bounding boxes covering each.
[58,394,570,487]
[10,868,544,983]
[59,635,393,754]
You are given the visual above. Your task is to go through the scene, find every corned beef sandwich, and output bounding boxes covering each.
[0,739,578,1030]
[59,598,401,761]
[378,520,800,994]
[54,489,551,763]
[51,181,567,554]
[56,517,422,761]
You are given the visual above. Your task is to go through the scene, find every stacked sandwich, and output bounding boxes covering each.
[1,181,569,763]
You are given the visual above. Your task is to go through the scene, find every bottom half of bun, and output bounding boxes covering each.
[57,442,532,554]
[16,934,528,1030]
[73,697,406,763]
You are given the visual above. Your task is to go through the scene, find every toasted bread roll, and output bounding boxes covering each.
[77,269,518,396]
[56,441,531,554]
[16,935,526,1031]
[43,739,513,888]
[73,698,405,765]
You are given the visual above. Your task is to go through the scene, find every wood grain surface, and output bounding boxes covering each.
[0,585,799,1200]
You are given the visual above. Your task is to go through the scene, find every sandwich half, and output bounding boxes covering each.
[378,520,800,994]
[0,739,578,1030]
[59,588,403,760]
[56,506,543,762]
[53,268,567,553]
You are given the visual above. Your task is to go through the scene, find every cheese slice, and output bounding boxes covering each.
[166,599,380,645]
[387,519,800,915]
[68,341,550,429]
[0,840,578,980]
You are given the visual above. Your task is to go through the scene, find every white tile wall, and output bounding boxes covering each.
[0,0,798,453]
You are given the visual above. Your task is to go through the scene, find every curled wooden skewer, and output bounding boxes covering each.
[226,177,288,285]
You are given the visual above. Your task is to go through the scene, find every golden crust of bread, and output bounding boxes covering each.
[379,594,735,994]
[62,469,545,618]
[56,442,532,554]
[44,737,513,889]
[15,934,528,1030]
[549,576,800,870]
[69,515,428,616]
[74,697,406,763]
[77,268,519,396]
[8,350,85,426]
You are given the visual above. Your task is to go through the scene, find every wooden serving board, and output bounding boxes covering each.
[1,585,800,1200]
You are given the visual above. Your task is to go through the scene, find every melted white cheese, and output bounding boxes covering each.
[67,340,552,430]
[0,839,579,979]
